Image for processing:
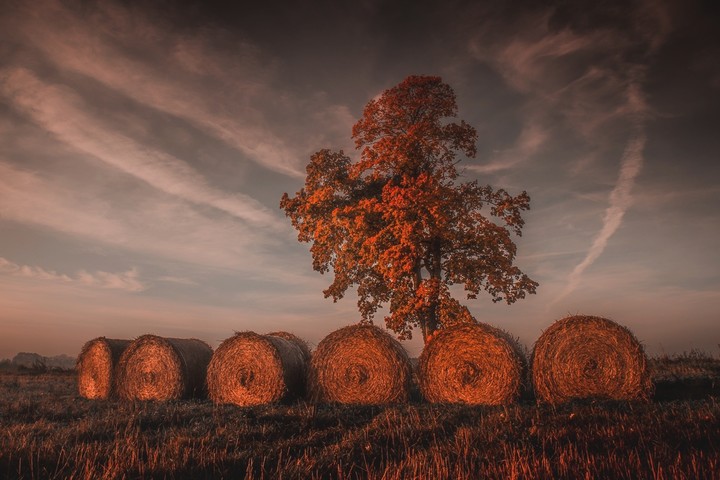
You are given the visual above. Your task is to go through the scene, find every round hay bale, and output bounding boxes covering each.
[532,315,652,404]
[76,337,131,399]
[308,324,412,404]
[207,331,308,406]
[116,335,213,401]
[418,323,526,405]
[267,331,312,363]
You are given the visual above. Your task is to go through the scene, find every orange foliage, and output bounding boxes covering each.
[281,76,538,343]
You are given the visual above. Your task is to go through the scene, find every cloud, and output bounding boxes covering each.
[0,162,126,241]
[2,0,355,178]
[0,162,249,269]
[0,257,146,292]
[472,22,644,141]
[467,2,671,306]
[550,131,646,306]
[466,122,547,174]
[0,161,324,290]
[76,267,146,292]
[477,26,600,95]
[544,61,652,305]
[156,276,199,286]
[0,67,282,230]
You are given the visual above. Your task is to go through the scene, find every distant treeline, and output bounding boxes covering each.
[0,352,76,372]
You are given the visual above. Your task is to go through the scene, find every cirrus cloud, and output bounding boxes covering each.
[0,257,146,292]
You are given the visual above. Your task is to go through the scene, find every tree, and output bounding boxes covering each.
[281,76,538,343]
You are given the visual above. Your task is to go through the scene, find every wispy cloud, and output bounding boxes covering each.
[472,22,642,143]
[0,67,282,230]
[0,257,146,292]
[545,68,653,305]
[482,26,600,95]
[0,161,320,287]
[467,122,547,174]
[0,162,250,268]
[156,276,199,286]
[550,130,646,306]
[3,0,355,178]
[0,162,126,241]
[468,3,670,306]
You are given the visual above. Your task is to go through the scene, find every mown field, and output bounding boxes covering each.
[0,355,719,480]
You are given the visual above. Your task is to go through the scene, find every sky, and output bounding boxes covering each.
[1,0,719,360]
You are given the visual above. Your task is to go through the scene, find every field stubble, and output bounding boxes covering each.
[0,355,719,479]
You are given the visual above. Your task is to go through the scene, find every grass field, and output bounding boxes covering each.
[0,355,718,479]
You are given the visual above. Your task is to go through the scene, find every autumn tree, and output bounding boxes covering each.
[281,76,538,343]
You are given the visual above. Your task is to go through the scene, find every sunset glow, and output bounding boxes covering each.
[1,0,718,360]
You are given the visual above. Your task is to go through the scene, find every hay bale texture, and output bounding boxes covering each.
[76,337,131,399]
[532,315,652,404]
[116,335,213,401]
[207,331,308,406]
[418,323,526,405]
[308,324,412,404]
[267,331,312,363]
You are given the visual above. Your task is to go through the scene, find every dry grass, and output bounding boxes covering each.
[419,323,526,405]
[308,324,412,404]
[76,337,131,399]
[532,315,652,404]
[116,335,213,401]
[0,369,719,479]
[207,331,308,406]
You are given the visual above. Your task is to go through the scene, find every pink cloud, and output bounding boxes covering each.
[467,122,547,174]
[4,0,355,178]
[0,162,319,284]
[1,67,282,230]
[0,257,146,292]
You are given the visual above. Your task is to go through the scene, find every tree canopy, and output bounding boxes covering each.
[281,75,538,343]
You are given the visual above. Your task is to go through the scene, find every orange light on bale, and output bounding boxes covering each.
[116,335,213,401]
[418,323,526,405]
[308,324,412,404]
[206,331,309,406]
[531,315,652,404]
[76,337,131,399]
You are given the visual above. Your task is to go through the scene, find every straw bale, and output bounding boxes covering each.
[531,315,652,404]
[267,331,312,363]
[418,323,526,405]
[207,331,308,406]
[76,337,131,399]
[308,324,412,404]
[116,335,213,401]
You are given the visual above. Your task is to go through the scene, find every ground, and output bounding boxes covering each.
[0,355,718,479]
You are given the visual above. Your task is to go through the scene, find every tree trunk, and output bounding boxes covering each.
[414,261,432,344]
[421,237,442,344]
[424,311,438,345]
